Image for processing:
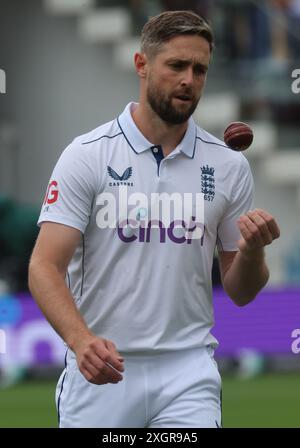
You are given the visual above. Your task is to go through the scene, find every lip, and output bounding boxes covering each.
[174,96,192,102]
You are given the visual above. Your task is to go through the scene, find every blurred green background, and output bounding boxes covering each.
[0,374,299,428]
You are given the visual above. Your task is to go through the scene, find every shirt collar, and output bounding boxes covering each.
[117,102,197,159]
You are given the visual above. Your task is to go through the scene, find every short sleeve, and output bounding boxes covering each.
[217,156,254,252]
[38,139,97,233]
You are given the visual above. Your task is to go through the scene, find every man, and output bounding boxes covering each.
[28,11,280,428]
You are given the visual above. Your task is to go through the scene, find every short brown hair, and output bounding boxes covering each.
[141,10,214,58]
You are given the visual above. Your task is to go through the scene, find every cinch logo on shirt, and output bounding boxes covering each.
[201,165,215,202]
[96,186,205,244]
[117,218,205,245]
[108,166,133,187]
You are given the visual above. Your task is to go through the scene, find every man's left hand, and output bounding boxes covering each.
[237,208,280,255]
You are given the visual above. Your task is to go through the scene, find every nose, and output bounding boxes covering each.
[181,67,194,86]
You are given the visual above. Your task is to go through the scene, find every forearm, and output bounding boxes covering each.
[223,248,269,306]
[28,260,92,350]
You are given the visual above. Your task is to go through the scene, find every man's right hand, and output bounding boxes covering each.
[73,335,125,385]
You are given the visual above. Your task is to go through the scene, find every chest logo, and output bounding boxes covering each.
[107,166,133,186]
[200,165,215,202]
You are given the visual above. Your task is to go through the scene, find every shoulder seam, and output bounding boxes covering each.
[196,135,228,150]
[82,131,123,145]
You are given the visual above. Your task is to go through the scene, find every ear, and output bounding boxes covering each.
[134,52,148,78]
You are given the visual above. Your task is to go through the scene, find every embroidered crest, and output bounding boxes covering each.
[200,165,215,202]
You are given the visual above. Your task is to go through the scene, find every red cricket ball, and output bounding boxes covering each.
[224,122,254,151]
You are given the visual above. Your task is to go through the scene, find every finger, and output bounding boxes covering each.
[246,211,273,245]
[80,344,123,381]
[255,209,280,239]
[83,356,123,383]
[96,361,123,383]
[80,367,108,385]
[238,220,257,250]
[105,340,124,360]
[92,340,124,374]
[93,372,114,385]
[80,360,107,384]
[84,351,111,373]
[238,216,264,247]
[79,358,99,378]
[104,340,125,370]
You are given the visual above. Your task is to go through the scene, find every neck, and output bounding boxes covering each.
[131,102,189,157]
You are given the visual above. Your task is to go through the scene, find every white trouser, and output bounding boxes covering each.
[56,346,222,428]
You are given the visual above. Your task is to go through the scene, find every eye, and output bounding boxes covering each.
[169,62,185,70]
[194,65,207,76]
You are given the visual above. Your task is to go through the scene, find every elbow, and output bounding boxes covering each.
[222,281,258,307]
[230,293,258,307]
[225,275,270,307]
[28,256,47,294]
[223,284,258,306]
[28,256,66,293]
[223,282,268,307]
[28,257,39,294]
[222,263,270,307]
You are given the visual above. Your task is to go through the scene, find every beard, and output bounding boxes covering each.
[147,78,200,125]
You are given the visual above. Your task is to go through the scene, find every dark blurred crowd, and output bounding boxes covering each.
[96,0,300,63]
[222,0,300,62]
[0,196,39,292]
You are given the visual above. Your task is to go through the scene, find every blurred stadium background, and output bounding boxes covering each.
[0,0,300,428]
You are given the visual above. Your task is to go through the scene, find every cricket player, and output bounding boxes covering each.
[28,11,280,428]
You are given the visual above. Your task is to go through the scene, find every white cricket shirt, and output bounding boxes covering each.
[38,102,254,353]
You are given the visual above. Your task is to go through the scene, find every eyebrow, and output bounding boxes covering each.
[166,58,209,71]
